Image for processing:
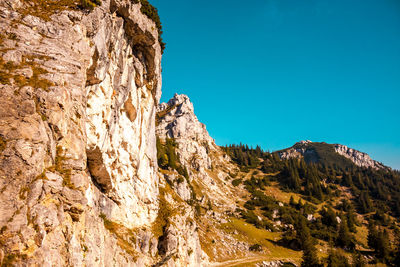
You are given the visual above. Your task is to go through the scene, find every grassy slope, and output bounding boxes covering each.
[221,218,302,264]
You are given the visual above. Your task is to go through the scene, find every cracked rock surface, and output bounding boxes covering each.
[0,0,163,265]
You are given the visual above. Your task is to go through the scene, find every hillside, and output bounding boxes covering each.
[155,94,400,266]
[277,140,388,170]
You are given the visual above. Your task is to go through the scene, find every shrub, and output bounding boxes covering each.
[80,0,101,10]
[232,179,242,187]
[133,0,165,53]
[249,244,262,252]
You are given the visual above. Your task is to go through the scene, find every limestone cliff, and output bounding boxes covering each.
[0,0,164,265]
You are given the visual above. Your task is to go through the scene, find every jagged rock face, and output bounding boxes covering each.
[334,144,386,170]
[0,0,162,265]
[157,94,239,208]
[156,94,247,262]
[278,140,318,162]
[156,94,215,172]
[155,182,207,267]
[85,0,161,229]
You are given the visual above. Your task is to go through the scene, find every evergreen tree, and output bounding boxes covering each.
[347,207,357,233]
[367,221,378,250]
[343,173,354,187]
[336,217,354,250]
[301,239,322,267]
[296,215,321,267]
[368,222,391,261]
[288,161,301,191]
[327,249,350,267]
[376,229,390,261]
[359,191,373,214]
[156,137,168,168]
[165,138,177,169]
[321,206,337,228]
[394,244,400,266]
[351,252,365,267]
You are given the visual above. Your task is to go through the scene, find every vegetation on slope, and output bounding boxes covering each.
[133,0,166,53]
[223,143,400,265]
[17,0,165,52]
[291,142,355,169]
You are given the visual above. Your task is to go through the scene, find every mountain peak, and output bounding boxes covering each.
[296,140,313,145]
[156,93,216,170]
[158,93,194,115]
[279,141,388,170]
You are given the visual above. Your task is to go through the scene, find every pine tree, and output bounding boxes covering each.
[296,215,321,267]
[394,244,400,266]
[347,207,357,233]
[289,162,301,191]
[359,191,373,214]
[156,137,168,168]
[352,252,365,267]
[321,206,337,228]
[376,229,390,261]
[336,217,354,250]
[343,173,354,187]
[367,221,378,250]
[301,238,321,267]
[327,249,350,267]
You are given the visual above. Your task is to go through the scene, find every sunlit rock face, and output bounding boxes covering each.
[156,94,238,207]
[0,0,162,265]
[156,94,242,264]
[84,0,161,229]
[334,144,387,170]
[156,94,216,172]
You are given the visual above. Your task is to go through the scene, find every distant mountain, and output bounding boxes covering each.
[277,140,389,170]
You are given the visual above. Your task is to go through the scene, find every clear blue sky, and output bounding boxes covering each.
[151,0,400,170]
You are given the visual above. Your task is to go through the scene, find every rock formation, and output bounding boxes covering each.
[0,0,164,265]
[1,1,395,266]
[156,94,252,262]
[333,144,387,170]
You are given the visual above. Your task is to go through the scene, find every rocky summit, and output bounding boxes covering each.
[1,1,400,267]
[278,141,388,170]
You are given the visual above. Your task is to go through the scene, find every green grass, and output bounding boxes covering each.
[18,0,101,21]
[221,218,302,263]
[99,213,138,259]
[0,55,54,92]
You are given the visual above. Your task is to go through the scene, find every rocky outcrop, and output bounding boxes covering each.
[278,141,388,170]
[278,140,313,161]
[157,94,215,172]
[334,144,387,170]
[0,0,163,265]
[156,94,250,262]
[156,94,238,208]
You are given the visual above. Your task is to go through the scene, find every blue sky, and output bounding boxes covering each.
[151,0,400,170]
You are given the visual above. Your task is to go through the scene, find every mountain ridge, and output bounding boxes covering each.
[276,140,390,171]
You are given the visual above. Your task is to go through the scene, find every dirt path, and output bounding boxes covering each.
[208,256,270,267]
